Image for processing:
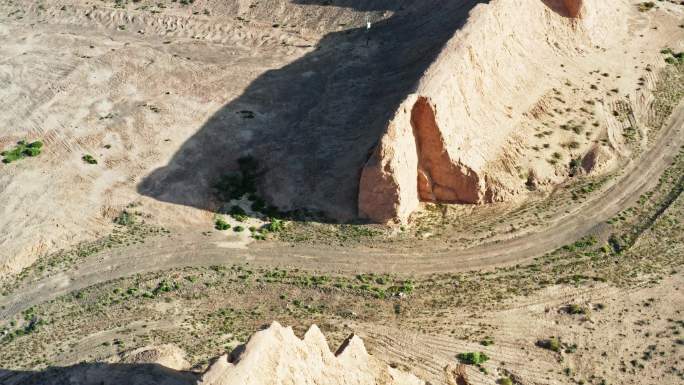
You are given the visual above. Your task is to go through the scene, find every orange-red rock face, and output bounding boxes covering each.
[564,0,583,18]
[412,97,483,204]
[358,96,420,224]
[358,96,488,224]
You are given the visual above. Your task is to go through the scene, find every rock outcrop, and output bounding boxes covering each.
[581,145,615,175]
[118,344,191,372]
[564,0,584,18]
[200,321,424,385]
[358,0,623,223]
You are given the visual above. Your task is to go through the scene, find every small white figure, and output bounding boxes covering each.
[365,16,372,47]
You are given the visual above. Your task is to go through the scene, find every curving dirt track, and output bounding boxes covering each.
[1,105,682,320]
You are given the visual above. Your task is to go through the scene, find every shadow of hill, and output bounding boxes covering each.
[0,363,197,385]
[138,0,488,222]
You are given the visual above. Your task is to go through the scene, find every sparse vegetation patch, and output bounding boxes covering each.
[82,154,98,165]
[457,351,490,365]
[1,140,43,164]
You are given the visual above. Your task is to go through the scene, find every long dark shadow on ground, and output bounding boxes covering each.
[0,364,197,385]
[138,0,488,222]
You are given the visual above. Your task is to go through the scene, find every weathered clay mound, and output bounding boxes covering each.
[200,321,424,385]
[359,0,626,222]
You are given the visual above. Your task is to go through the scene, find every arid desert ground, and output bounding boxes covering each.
[1,0,683,384]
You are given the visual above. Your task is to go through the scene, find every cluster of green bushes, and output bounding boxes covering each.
[661,48,684,65]
[457,351,490,365]
[152,279,180,296]
[114,210,135,226]
[571,178,608,201]
[0,307,44,345]
[211,156,292,238]
[561,236,597,252]
[0,319,44,344]
[213,156,282,219]
[215,218,230,231]
[214,215,284,239]
[1,140,43,163]
[264,217,284,232]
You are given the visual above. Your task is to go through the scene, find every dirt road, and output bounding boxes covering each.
[1,104,682,320]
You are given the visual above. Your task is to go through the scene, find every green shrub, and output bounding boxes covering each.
[537,337,561,352]
[152,279,179,296]
[387,280,414,296]
[498,378,513,385]
[1,140,43,163]
[567,303,588,315]
[664,53,684,65]
[457,352,490,365]
[265,218,284,232]
[215,218,230,231]
[233,226,245,232]
[638,2,655,12]
[82,154,98,164]
[608,234,624,254]
[114,210,135,226]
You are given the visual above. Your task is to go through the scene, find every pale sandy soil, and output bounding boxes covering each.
[1,0,682,278]
[0,1,683,385]
[0,0,374,274]
[360,274,684,385]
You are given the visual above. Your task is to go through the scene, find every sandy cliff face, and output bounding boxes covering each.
[359,0,624,223]
[199,321,424,385]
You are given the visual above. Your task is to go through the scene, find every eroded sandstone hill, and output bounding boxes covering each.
[358,0,623,222]
[200,322,424,385]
